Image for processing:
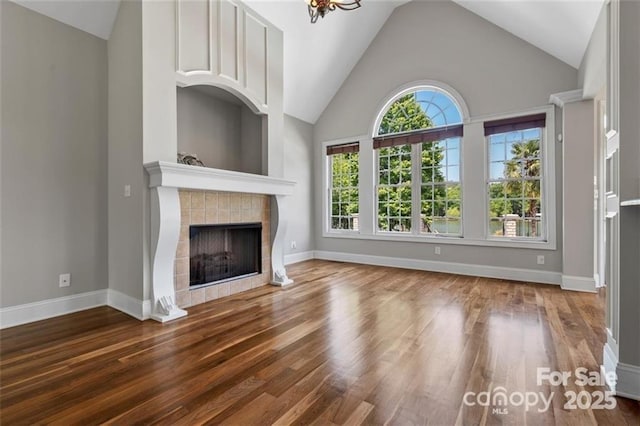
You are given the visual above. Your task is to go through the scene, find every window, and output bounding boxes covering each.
[327,142,359,231]
[486,114,545,239]
[374,89,463,235]
[420,138,461,235]
[378,145,412,231]
[321,81,554,250]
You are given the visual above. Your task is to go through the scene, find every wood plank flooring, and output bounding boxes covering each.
[1,260,639,425]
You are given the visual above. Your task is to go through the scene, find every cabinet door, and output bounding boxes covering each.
[243,10,268,106]
[176,0,211,73]
[217,0,241,83]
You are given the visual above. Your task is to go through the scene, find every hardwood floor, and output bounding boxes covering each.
[1,260,639,425]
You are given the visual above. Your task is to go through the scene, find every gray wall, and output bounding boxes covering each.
[176,86,263,174]
[562,100,595,279]
[283,115,315,256]
[177,87,242,171]
[1,2,108,307]
[313,0,578,274]
[108,0,144,300]
[240,107,264,175]
[579,4,607,98]
[618,0,640,369]
[315,1,577,142]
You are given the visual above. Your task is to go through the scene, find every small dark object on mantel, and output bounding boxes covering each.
[177,152,205,167]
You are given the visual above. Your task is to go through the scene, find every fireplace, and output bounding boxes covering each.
[189,223,262,287]
[145,163,295,322]
[171,189,276,309]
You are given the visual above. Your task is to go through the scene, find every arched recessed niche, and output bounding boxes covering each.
[176,84,266,175]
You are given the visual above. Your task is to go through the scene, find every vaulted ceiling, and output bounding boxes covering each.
[10,0,605,123]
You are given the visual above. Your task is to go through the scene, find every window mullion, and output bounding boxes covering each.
[411,143,421,235]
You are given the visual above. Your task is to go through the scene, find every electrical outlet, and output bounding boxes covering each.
[59,273,71,288]
[434,246,441,255]
[537,255,545,265]
[290,241,297,249]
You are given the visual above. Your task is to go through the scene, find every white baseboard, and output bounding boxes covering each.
[616,363,640,401]
[284,251,315,265]
[313,250,562,285]
[561,275,597,293]
[143,299,152,318]
[107,289,150,321]
[602,340,640,401]
[0,290,108,329]
[603,341,619,392]
[0,288,152,329]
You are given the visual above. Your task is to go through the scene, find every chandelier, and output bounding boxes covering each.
[306,0,362,23]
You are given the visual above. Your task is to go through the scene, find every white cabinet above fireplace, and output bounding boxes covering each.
[175,0,279,115]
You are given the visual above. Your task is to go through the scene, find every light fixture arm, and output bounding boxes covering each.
[306,0,362,23]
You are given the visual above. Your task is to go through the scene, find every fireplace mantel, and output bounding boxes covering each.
[145,161,295,196]
[143,161,296,323]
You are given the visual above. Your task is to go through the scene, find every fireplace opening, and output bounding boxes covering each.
[189,223,262,287]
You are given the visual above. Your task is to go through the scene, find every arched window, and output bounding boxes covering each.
[377,89,463,136]
[374,88,464,235]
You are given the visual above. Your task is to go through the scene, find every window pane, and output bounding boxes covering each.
[505,181,523,198]
[421,167,434,182]
[378,90,462,135]
[377,144,412,232]
[379,170,389,185]
[421,200,433,216]
[486,126,544,239]
[329,152,359,231]
[377,185,412,232]
[420,138,462,235]
[490,162,505,180]
[421,184,434,201]
[384,145,412,185]
[447,199,461,218]
[490,143,505,162]
[447,146,460,165]
[526,158,541,178]
[446,165,459,182]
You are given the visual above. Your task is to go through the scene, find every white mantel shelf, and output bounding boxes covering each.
[144,161,295,196]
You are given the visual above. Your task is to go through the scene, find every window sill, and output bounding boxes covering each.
[322,231,557,250]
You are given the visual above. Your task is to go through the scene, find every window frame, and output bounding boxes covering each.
[418,137,464,237]
[328,150,360,231]
[374,140,464,238]
[372,85,466,239]
[323,137,366,236]
[479,106,556,249]
[372,82,470,134]
[375,143,414,235]
[486,127,544,241]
